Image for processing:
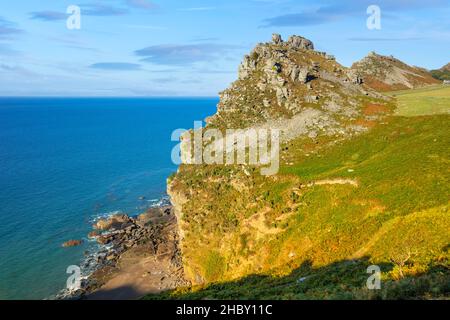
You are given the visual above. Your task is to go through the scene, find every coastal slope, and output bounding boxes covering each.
[161,35,450,299]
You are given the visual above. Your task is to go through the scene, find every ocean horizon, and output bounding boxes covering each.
[0,97,217,299]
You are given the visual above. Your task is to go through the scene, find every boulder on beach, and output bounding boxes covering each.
[93,214,130,231]
[88,230,100,239]
[97,235,113,245]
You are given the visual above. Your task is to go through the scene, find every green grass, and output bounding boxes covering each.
[389,85,450,116]
[161,115,449,300]
[157,86,450,300]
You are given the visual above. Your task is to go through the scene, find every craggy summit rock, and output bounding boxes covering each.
[287,35,314,50]
[272,33,282,45]
[208,34,385,138]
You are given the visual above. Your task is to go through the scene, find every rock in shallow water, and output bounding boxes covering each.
[62,240,83,248]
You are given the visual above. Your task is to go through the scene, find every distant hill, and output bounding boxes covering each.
[440,63,450,71]
[430,63,450,81]
[351,52,440,91]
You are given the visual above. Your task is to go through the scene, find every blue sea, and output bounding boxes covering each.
[0,97,217,300]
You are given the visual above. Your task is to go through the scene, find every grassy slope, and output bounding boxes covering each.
[390,85,450,116]
[146,88,450,300]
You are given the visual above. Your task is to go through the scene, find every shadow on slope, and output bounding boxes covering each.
[143,256,449,300]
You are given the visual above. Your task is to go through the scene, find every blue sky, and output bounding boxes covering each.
[0,0,449,96]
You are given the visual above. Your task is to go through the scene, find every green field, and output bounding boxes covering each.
[390,85,450,116]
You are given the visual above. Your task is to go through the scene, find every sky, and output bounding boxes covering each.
[0,0,449,96]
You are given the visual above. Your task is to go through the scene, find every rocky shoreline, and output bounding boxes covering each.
[56,205,189,300]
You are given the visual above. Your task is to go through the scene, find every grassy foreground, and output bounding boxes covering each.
[145,88,450,300]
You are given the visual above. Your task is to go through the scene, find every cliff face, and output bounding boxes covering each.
[351,52,440,91]
[169,35,396,285]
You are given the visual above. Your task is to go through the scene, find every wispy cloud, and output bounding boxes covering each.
[30,11,67,21]
[90,62,141,70]
[0,64,37,76]
[191,37,220,42]
[348,37,423,42]
[81,4,128,16]
[124,24,167,30]
[193,68,235,74]
[261,0,450,27]
[262,5,354,27]
[135,43,241,65]
[30,4,129,23]
[125,0,158,10]
[0,44,20,56]
[262,10,339,27]
[152,76,176,83]
[178,7,216,12]
[333,0,449,11]
[0,17,23,39]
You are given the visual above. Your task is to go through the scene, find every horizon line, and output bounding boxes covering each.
[0,95,220,99]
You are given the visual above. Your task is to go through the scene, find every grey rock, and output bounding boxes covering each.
[287,35,314,50]
[238,55,257,80]
[272,33,283,44]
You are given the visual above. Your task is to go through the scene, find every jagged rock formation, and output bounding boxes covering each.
[207,34,385,140]
[351,51,440,91]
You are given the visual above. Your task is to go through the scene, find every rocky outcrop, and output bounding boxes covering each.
[62,240,83,248]
[92,214,130,231]
[351,52,440,91]
[272,33,282,45]
[90,208,176,258]
[287,35,314,50]
[208,34,381,132]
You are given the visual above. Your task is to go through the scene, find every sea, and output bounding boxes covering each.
[0,97,217,300]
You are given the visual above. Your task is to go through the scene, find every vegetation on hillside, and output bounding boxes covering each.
[148,113,449,300]
[431,63,450,81]
[431,69,450,81]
